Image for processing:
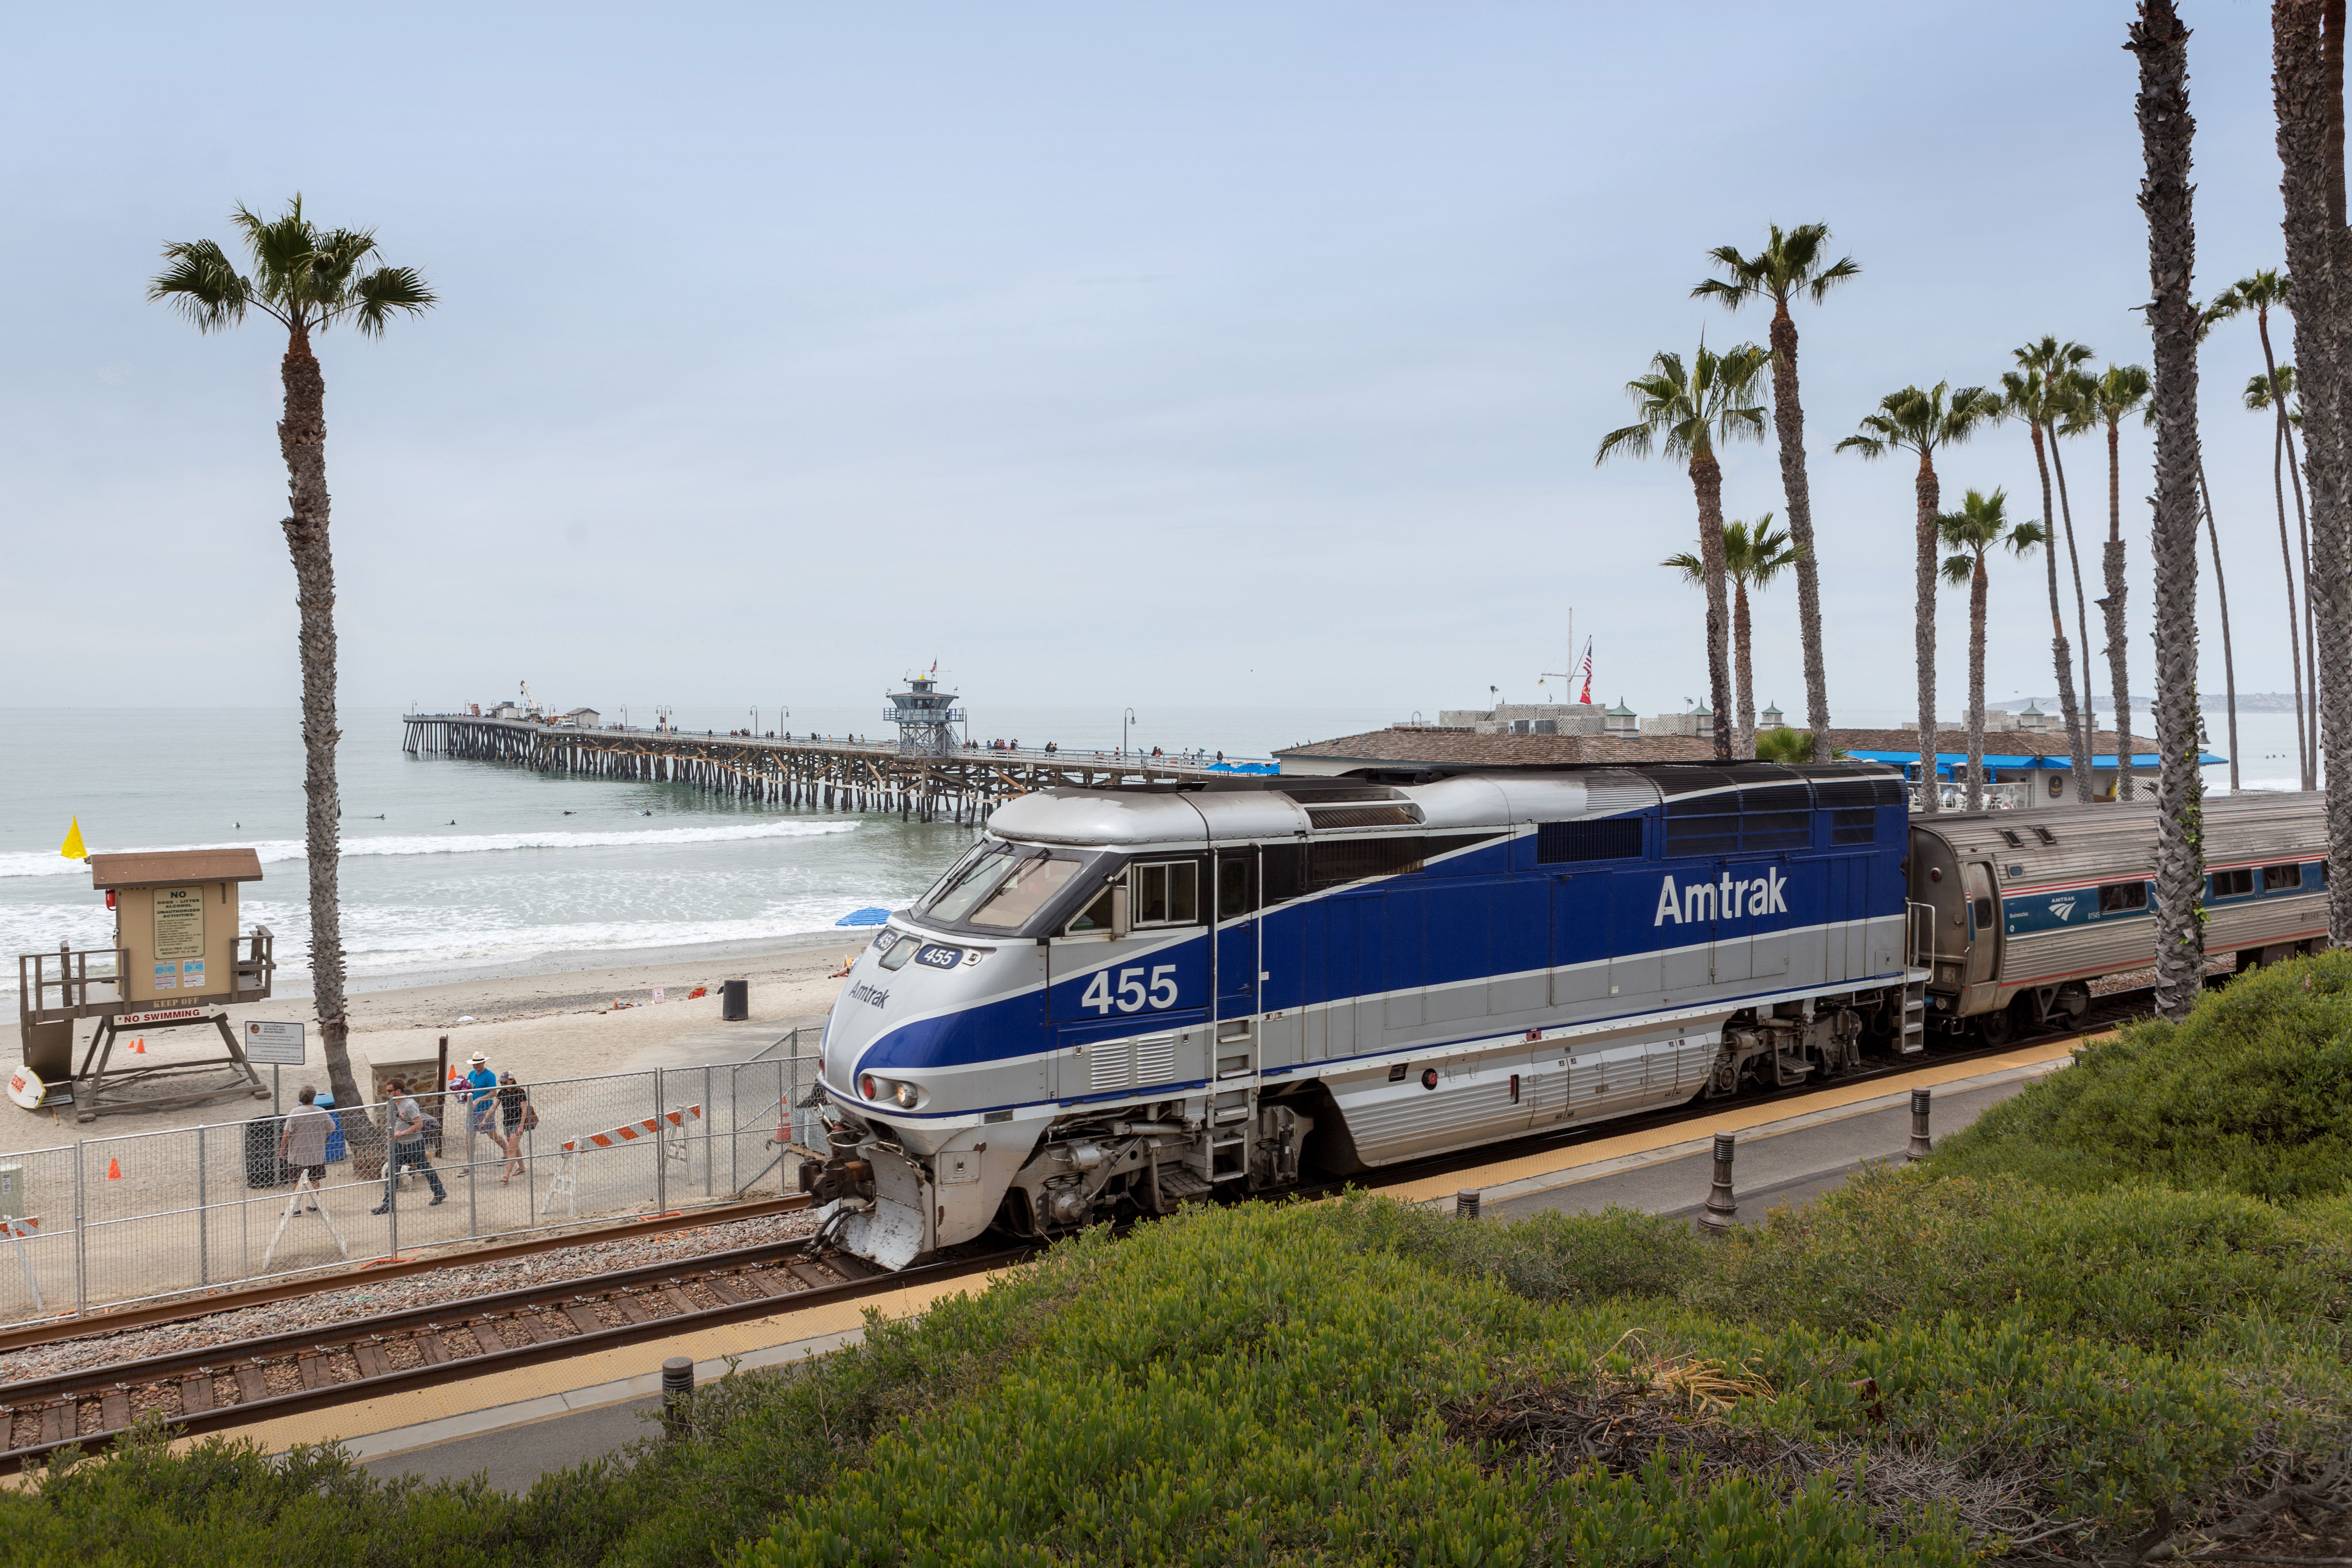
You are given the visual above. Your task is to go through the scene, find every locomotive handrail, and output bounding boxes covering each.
[1905,899,1949,969]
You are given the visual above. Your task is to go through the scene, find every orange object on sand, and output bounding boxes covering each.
[105,1159,122,1180]
[130,1036,147,1055]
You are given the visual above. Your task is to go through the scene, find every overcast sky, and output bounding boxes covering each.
[0,3,2313,730]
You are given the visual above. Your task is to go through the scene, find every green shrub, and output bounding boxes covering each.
[1931,950,2352,1200]
[1684,1164,2352,1349]
[1319,1187,1707,1305]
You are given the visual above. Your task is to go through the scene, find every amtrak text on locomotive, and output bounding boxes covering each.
[1652,868,1789,925]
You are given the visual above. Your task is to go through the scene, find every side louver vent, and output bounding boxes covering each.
[1306,804,1421,829]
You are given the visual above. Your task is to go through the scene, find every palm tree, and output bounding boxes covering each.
[150,198,435,1141]
[1596,342,1774,762]
[2051,365,2104,734]
[2128,0,2205,1023]
[2088,364,2153,800]
[1939,488,2047,812]
[2209,271,2318,788]
[1837,382,2000,814]
[2247,364,2313,789]
[1998,368,2096,794]
[1692,225,1859,763]
[1663,514,1799,760]
[2272,0,2351,946]
[2193,295,2243,794]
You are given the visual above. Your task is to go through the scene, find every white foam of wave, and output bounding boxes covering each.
[0,819,859,880]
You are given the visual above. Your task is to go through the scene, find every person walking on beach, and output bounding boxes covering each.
[276,1084,334,1211]
[462,1050,498,1174]
[494,1071,536,1183]
[371,1078,447,1213]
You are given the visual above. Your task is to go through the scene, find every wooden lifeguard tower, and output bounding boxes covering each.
[14,848,278,1122]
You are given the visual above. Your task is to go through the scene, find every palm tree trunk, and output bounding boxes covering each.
[2255,308,2317,790]
[1733,580,1755,760]
[1968,556,1989,812]
[2130,0,2205,1022]
[2272,418,2311,786]
[1914,453,1942,814]
[2030,422,2094,788]
[2102,420,2134,801]
[277,327,368,1158]
[2274,0,2352,942]
[2283,417,2321,784]
[2197,460,2241,793]
[1767,301,1833,761]
[2048,429,2098,798]
[1689,453,1736,763]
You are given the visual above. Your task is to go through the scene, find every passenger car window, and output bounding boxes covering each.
[1972,895,1994,929]
[2211,868,2254,897]
[1134,861,1199,926]
[969,856,1081,930]
[2262,863,2303,892]
[2097,881,2148,914]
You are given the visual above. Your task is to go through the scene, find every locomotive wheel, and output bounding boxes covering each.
[1975,1007,2013,1047]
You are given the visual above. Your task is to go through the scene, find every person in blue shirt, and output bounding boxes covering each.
[463,1051,500,1168]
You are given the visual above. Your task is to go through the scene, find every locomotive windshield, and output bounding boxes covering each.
[914,839,1095,933]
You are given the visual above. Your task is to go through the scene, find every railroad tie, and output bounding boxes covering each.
[100,1388,129,1430]
[736,1269,788,1299]
[417,1333,449,1366]
[352,1343,390,1380]
[784,1261,835,1290]
[706,1275,752,1305]
[562,1302,604,1336]
[500,1314,541,1346]
[38,1403,69,1445]
[179,1375,214,1413]
[612,1293,653,1324]
[469,1320,507,1353]
[660,1286,698,1317]
[298,1355,329,1392]
[233,1364,269,1404]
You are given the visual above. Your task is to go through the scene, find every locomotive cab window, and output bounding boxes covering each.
[1066,880,1117,935]
[1133,860,1199,926]
[2262,863,2304,892]
[968,855,1084,930]
[2211,868,2254,898]
[2097,881,2148,914]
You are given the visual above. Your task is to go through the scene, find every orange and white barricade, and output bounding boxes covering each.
[546,1104,702,1217]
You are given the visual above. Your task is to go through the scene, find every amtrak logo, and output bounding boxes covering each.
[1653,868,1789,926]
[848,982,890,1009]
[2049,897,2077,922]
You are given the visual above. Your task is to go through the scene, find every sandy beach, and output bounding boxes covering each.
[6,933,868,1149]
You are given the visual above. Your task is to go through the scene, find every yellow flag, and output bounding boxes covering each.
[58,817,86,859]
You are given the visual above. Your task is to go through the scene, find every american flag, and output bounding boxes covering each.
[1577,638,1594,704]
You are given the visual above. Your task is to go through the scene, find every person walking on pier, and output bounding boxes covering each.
[372,1078,447,1213]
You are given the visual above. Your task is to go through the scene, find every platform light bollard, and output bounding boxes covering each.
[1454,1189,1481,1220]
[1906,1087,1934,1162]
[1698,1133,1739,1233]
[661,1355,695,1439]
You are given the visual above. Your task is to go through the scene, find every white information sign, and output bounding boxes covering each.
[243,1020,307,1066]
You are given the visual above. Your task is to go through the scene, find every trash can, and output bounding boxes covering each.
[243,1115,292,1190]
[317,1093,347,1163]
[722,978,748,1022]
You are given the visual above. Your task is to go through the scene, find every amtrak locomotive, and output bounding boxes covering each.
[800,762,1916,1269]
[799,763,2332,1270]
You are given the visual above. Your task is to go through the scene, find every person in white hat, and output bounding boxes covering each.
[463,1051,500,1157]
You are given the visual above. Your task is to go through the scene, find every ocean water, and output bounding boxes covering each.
[0,705,1394,1000]
[0,704,2306,1002]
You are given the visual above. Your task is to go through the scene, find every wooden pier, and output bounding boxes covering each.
[400,716,1238,823]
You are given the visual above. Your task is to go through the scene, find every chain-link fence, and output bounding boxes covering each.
[0,1031,827,1331]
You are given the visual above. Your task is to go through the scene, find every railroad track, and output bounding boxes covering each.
[0,990,2154,1474]
[0,1228,1031,1473]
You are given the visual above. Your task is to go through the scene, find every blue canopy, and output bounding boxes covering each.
[1848,748,2226,778]
[833,906,892,927]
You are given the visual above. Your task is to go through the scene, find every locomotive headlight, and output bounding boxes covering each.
[892,1081,919,1109]
[859,1072,879,1100]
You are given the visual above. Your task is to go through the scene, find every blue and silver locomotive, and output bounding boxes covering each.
[802,761,1917,1268]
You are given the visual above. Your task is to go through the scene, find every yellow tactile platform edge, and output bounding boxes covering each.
[172,1269,1006,1458]
[1369,1032,2088,1205]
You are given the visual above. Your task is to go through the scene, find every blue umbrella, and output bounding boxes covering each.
[834,906,891,927]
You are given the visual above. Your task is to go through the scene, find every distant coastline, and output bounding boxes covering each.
[1992,694,2307,716]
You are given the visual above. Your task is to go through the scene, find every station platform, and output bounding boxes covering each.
[225,1037,2081,1493]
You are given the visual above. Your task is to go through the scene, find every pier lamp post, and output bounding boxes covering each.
[751,706,759,737]
[1123,707,1137,758]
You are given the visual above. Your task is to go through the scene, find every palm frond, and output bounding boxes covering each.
[1595,421,1657,465]
[1940,552,1978,587]
[2006,520,2049,557]
[346,265,437,336]
[1836,431,1889,460]
[147,240,256,331]
[1660,550,1707,584]
[1806,252,1861,303]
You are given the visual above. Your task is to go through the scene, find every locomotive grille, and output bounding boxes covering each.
[1306,804,1420,829]
[1089,1041,1130,1092]
[1536,819,1644,863]
[1133,1034,1176,1084]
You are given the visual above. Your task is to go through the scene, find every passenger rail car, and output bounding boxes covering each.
[1909,792,2329,1039]
[802,762,1921,1269]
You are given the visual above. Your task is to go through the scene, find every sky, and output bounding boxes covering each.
[0,2,2318,734]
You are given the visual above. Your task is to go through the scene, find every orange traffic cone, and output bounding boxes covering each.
[105,1159,122,1180]
[129,1036,146,1055]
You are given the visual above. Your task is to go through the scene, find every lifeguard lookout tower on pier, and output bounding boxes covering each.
[886,671,964,759]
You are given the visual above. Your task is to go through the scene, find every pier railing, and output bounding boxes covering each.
[0,1037,828,1331]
